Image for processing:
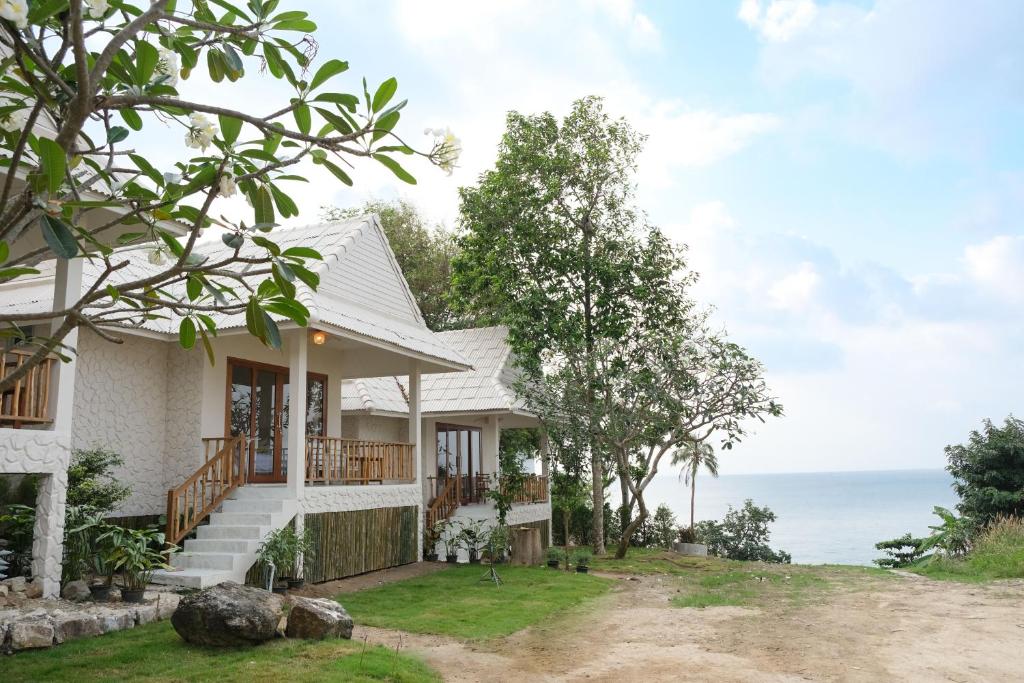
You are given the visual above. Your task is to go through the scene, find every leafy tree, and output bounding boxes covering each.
[673,441,720,532]
[0,0,455,390]
[946,416,1024,526]
[65,447,130,511]
[650,504,677,549]
[453,96,650,554]
[321,199,462,330]
[918,506,972,557]
[695,499,791,564]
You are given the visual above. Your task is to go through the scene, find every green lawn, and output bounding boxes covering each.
[590,547,888,609]
[338,564,612,639]
[7,620,439,683]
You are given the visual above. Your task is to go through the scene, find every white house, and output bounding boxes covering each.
[0,216,475,593]
[341,325,552,560]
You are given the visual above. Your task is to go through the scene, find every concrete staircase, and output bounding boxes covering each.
[151,485,296,589]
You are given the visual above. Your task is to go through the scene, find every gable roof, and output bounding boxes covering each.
[0,215,470,371]
[341,325,532,417]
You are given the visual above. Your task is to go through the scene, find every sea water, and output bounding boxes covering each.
[635,469,958,566]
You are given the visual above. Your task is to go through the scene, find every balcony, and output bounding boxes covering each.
[0,349,56,428]
[305,436,415,485]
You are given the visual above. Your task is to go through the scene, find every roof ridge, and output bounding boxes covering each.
[363,214,427,327]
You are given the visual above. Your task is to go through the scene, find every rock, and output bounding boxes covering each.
[285,597,354,640]
[61,580,91,602]
[135,603,158,625]
[53,613,102,643]
[24,580,43,599]
[3,576,26,593]
[95,608,135,634]
[170,582,284,647]
[6,592,26,608]
[9,619,54,651]
[156,593,181,620]
[0,583,8,597]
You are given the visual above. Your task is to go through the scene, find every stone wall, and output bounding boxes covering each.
[299,483,421,514]
[0,429,70,597]
[70,331,203,517]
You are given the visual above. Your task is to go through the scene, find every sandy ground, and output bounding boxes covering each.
[352,568,1024,682]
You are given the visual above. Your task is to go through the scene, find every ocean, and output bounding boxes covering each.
[633,469,958,566]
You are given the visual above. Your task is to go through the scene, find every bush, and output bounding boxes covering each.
[695,499,791,564]
[66,448,131,511]
[919,516,1024,580]
[946,416,1024,527]
[874,533,927,568]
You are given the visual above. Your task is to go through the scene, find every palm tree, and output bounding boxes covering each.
[672,441,719,531]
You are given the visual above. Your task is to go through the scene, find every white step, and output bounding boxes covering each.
[184,538,258,554]
[196,524,265,540]
[171,552,239,571]
[151,568,235,589]
[221,499,285,513]
[209,511,274,526]
[231,486,290,500]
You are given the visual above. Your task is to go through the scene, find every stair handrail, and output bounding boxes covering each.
[165,436,247,546]
[426,475,459,531]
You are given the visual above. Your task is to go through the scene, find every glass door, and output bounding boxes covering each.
[435,424,483,504]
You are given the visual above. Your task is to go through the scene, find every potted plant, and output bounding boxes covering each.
[458,519,486,564]
[442,525,460,563]
[256,526,311,593]
[546,546,563,569]
[674,526,708,557]
[108,527,172,603]
[572,548,592,574]
[89,531,118,601]
[424,520,447,562]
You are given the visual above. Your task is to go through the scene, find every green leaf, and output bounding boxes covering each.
[27,0,68,23]
[313,107,352,135]
[293,103,311,134]
[38,138,65,195]
[207,48,226,83]
[199,327,216,365]
[309,59,349,91]
[372,110,400,142]
[120,109,143,131]
[0,267,40,280]
[273,19,316,32]
[269,185,298,218]
[107,126,130,145]
[262,311,282,349]
[136,41,159,84]
[320,159,352,186]
[157,230,185,257]
[179,317,197,349]
[290,263,320,290]
[282,246,322,260]
[219,115,242,144]
[373,154,416,185]
[186,276,203,301]
[39,215,78,258]
[245,297,265,340]
[129,154,163,186]
[251,235,281,256]
[222,232,244,250]
[371,77,398,113]
[105,284,120,301]
[251,187,275,225]
[312,92,360,112]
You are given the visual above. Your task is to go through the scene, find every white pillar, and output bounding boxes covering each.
[408,360,422,558]
[51,257,83,429]
[482,415,500,478]
[287,330,307,499]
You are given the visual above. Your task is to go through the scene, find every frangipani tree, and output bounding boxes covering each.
[0,0,459,391]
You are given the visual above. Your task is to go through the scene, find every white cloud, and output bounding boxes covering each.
[768,262,820,311]
[963,235,1024,303]
[738,0,818,42]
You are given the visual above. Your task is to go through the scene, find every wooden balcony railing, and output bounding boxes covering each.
[305,437,415,485]
[508,474,549,504]
[165,437,247,545]
[0,350,56,427]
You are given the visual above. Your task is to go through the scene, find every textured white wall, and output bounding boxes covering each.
[299,483,421,514]
[71,331,204,517]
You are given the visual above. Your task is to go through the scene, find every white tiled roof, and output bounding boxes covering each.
[341,325,531,417]
[0,215,469,370]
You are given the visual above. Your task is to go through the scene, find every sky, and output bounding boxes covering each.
[154,1,1024,475]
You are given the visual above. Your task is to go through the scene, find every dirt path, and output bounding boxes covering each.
[355,570,1024,682]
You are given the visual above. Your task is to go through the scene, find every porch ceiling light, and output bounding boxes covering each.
[311,330,328,345]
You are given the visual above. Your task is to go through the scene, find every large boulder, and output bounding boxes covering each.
[61,580,91,602]
[171,582,284,647]
[285,597,353,640]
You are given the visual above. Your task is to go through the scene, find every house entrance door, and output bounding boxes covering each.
[228,359,289,483]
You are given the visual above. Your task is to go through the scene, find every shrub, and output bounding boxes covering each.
[65,448,131,512]
[695,499,791,564]
[918,506,972,557]
[921,516,1024,580]
[571,548,592,567]
[874,533,927,568]
[677,526,696,544]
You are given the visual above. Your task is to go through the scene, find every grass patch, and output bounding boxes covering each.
[7,620,438,683]
[912,517,1024,583]
[339,564,612,639]
[591,548,884,609]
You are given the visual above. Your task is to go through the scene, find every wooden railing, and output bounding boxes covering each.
[510,474,549,503]
[0,350,56,427]
[426,476,459,531]
[305,437,415,485]
[165,437,247,545]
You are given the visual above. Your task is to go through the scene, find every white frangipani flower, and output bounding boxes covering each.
[0,0,28,28]
[424,126,462,176]
[0,102,28,133]
[218,172,237,198]
[155,47,179,87]
[84,0,108,19]
[184,113,217,151]
[147,248,166,266]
